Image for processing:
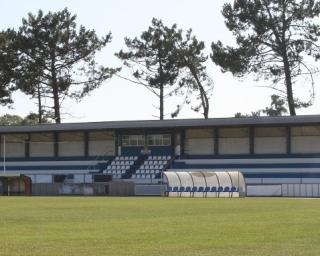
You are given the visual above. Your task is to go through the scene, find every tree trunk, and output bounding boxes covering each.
[282,53,296,116]
[52,81,61,123]
[50,52,61,123]
[160,84,164,120]
[36,84,43,123]
[189,65,209,119]
[158,50,164,120]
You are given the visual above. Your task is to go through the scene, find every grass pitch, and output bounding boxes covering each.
[0,197,319,256]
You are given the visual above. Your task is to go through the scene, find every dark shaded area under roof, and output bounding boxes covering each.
[0,115,319,133]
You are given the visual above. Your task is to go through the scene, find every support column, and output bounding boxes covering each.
[286,126,291,154]
[25,133,30,158]
[84,131,89,157]
[54,132,59,158]
[180,129,185,156]
[214,128,219,155]
[249,127,255,155]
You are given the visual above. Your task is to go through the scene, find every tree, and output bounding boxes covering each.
[0,114,24,125]
[22,112,52,124]
[117,18,213,119]
[15,8,117,123]
[262,94,288,116]
[211,0,320,116]
[235,94,288,117]
[234,111,261,118]
[0,30,18,106]
[0,113,51,125]
[116,18,181,120]
[173,29,213,119]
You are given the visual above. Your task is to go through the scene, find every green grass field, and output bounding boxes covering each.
[0,197,319,256]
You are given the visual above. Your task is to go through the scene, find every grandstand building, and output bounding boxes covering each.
[0,115,320,196]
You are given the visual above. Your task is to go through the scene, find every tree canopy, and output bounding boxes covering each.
[0,30,18,106]
[117,18,213,119]
[14,8,118,123]
[173,29,213,119]
[116,18,181,120]
[211,0,320,116]
[0,113,51,125]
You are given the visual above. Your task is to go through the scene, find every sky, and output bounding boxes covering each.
[0,0,319,122]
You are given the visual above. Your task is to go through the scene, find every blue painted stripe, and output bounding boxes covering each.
[1,165,99,171]
[0,156,114,162]
[172,163,320,169]
[245,173,320,178]
[180,153,320,159]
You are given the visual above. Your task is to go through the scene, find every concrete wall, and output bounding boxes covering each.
[30,133,54,157]
[88,131,115,156]
[219,128,249,154]
[291,126,320,153]
[0,134,27,157]
[185,129,214,155]
[59,132,84,156]
[31,181,134,196]
[135,184,162,195]
[254,127,287,154]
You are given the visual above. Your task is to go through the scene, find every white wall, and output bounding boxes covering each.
[291,126,320,153]
[0,134,27,157]
[185,129,214,155]
[247,185,282,196]
[59,132,84,157]
[89,140,115,156]
[88,131,115,156]
[219,138,250,154]
[29,133,54,157]
[254,137,287,154]
[219,128,249,155]
[291,136,320,153]
[30,142,54,157]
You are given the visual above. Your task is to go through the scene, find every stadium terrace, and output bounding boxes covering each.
[0,115,320,197]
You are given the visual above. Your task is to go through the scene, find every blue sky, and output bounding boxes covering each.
[0,0,319,122]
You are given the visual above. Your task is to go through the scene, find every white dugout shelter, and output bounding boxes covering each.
[162,171,246,198]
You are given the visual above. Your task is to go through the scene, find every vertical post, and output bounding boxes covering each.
[3,135,6,174]
[249,126,255,155]
[54,132,59,158]
[286,126,291,155]
[180,129,185,156]
[214,128,219,155]
[25,134,30,158]
[84,131,89,157]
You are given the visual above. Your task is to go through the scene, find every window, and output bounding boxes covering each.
[122,135,144,147]
[147,134,171,146]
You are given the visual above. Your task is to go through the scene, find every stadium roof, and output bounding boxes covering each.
[0,115,319,133]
